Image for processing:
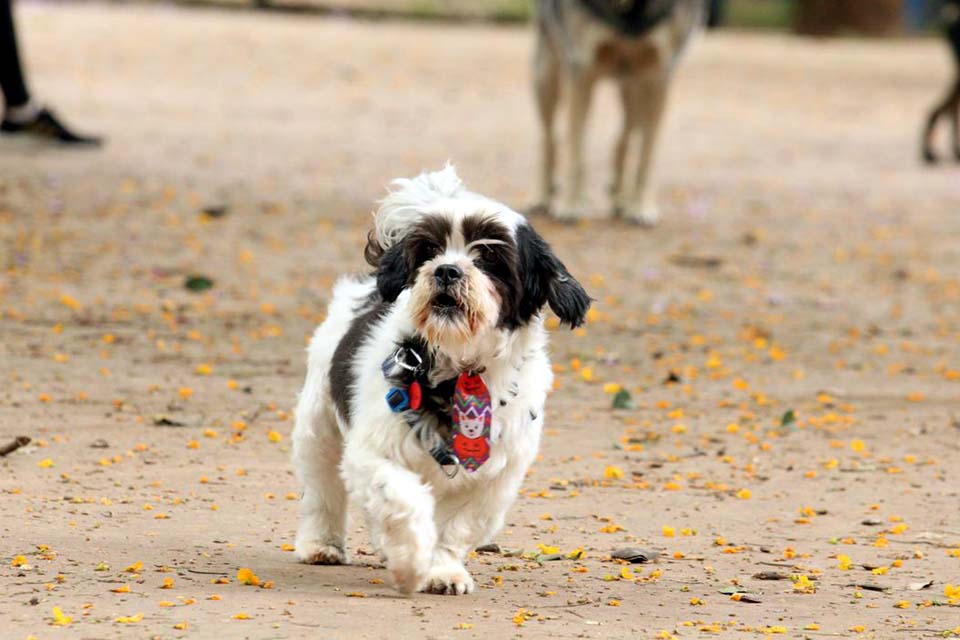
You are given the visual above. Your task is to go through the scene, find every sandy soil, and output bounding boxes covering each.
[2,3,960,639]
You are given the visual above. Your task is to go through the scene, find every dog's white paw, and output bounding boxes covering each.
[390,562,429,595]
[552,204,585,224]
[295,540,349,565]
[422,564,475,596]
[622,203,660,227]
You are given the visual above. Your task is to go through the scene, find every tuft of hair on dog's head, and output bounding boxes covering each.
[364,165,590,351]
[364,163,465,268]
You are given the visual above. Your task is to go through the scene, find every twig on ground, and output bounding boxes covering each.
[529,600,597,610]
[0,436,31,457]
[886,539,953,548]
[185,568,228,575]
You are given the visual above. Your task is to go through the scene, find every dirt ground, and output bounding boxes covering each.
[2,3,960,639]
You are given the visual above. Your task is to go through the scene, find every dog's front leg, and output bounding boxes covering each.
[342,451,436,595]
[425,471,525,596]
[555,66,595,222]
[623,74,668,227]
[533,36,560,216]
[951,86,960,161]
[612,79,639,215]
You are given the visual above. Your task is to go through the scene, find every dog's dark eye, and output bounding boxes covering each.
[473,245,500,267]
[411,240,442,267]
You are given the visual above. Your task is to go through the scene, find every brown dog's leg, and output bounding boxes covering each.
[923,101,943,164]
[612,79,638,217]
[532,37,561,216]
[622,74,668,227]
[951,83,960,160]
[555,67,595,222]
[924,85,959,165]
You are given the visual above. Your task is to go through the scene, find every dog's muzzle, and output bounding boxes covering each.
[432,264,463,315]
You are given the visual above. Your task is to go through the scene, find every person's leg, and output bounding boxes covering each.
[0,0,33,109]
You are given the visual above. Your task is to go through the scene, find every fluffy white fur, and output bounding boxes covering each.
[292,168,555,596]
[374,163,525,254]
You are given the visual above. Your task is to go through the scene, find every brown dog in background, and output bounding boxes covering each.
[532,0,701,225]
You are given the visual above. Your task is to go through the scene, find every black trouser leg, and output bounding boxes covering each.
[0,0,30,108]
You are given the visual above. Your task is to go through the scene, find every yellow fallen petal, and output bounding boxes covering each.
[115,613,144,624]
[236,567,260,586]
[603,465,624,480]
[59,294,82,311]
[51,606,73,626]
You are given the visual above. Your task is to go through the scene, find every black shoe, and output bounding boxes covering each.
[1,108,102,146]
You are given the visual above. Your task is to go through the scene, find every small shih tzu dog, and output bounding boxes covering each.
[291,166,590,595]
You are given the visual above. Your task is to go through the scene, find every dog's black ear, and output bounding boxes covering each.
[514,224,590,328]
[375,241,410,303]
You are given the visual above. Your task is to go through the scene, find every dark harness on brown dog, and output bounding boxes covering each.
[578,0,678,37]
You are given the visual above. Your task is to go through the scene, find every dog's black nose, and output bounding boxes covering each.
[434,264,463,287]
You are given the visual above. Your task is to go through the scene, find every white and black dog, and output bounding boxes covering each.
[292,166,589,595]
[533,0,702,225]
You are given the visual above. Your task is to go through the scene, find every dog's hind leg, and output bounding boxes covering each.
[532,35,561,216]
[555,66,596,222]
[292,378,349,565]
[950,19,960,160]
[923,97,947,164]
[950,84,960,160]
[623,74,668,227]
[922,86,960,164]
[612,79,639,217]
